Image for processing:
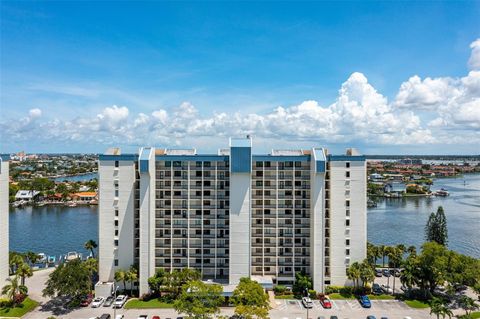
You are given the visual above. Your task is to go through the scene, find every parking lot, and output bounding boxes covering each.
[270,299,433,319]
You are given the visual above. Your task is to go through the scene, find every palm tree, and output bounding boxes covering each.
[400,257,417,291]
[458,296,479,315]
[16,263,33,286]
[115,269,127,293]
[128,265,138,296]
[430,298,452,319]
[347,262,361,290]
[366,242,378,267]
[9,253,24,275]
[379,245,386,267]
[407,245,417,257]
[1,276,28,304]
[84,258,98,289]
[84,240,98,258]
[388,247,403,294]
[25,251,39,266]
[359,259,375,288]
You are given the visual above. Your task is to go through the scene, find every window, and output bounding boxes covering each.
[114,259,118,266]
[346,239,350,246]
[256,161,263,168]
[115,209,119,217]
[114,240,119,246]
[346,219,350,227]
[115,189,119,197]
[115,230,118,236]
[346,249,350,256]
[115,161,119,168]
[346,200,350,207]
[346,171,350,178]
[346,162,350,168]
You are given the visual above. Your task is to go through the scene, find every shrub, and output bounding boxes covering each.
[274,285,287,295]
[308,290,317,299]
[13,293,26,305]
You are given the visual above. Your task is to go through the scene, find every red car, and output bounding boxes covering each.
[80,294,93,307]
[152,317,161,319]
[319,295,332,309]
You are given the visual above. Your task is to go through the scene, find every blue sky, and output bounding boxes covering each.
[1,1,479,154]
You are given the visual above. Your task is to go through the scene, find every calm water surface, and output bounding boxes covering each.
[53,172,98,182]
[10,174,480,258]
[368,173,480,258]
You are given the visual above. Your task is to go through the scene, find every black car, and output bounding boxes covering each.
[372,283,382,295]
[330,316,339,319]
[375,269,382,277]
[382,269,391,277]
[367,316,376,319]
[103,296,114,307]
[99,314,111,319]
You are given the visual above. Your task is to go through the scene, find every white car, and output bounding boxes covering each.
[113,295,128,308]
[302,297,313,308]
[381,284,393,294]
[115,315,125,319]
[91,297,104,308]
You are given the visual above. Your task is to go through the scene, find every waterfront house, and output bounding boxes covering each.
[70,191,98,202]
[15,190,40,201]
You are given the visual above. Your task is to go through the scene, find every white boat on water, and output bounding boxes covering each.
[47,255,56,266]
[67,201,77,207]
[435,188,449,197]
[37,253,47,263]
[65,251,81,262]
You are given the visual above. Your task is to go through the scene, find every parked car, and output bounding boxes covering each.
[380,317,389,319]
[375,269,382,277]
[80,294,94,307]
[381,284,393,294]
[317,317,326,319]
[319,296,332,309]
[372,283,382,295]
[302,297,313,308]
[103,296,114,307]
[115,315,124,319]
[99,315,111,319]
[367,316,376,319]
[113,295,128,308]
[152,316,160,319]
[382,269,391,277]
[137,316,148,319]
[330,316,339,319]
[91,297,105,308]
[359,295,371,308]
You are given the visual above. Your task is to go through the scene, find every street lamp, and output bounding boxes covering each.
[113,285,119,319]
[305,288,309,319]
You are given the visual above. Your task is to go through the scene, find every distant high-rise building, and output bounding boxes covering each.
[97,138,366,295]
[0,155,9,286]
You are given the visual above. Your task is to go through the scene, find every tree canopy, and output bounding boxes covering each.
[173,280,224,319]
[425,206,448,246]
[42,259,91,301]
[231,277,270,319]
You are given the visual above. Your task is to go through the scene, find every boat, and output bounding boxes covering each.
[67,201,77,207]
[47,255,56,266]
[37,253,47,263]
[435,188,449,197]
[65,251,81,262]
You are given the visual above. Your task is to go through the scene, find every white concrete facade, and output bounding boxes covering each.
[98,151,136,287]
[98,141,366,294]
[0,157,9,287]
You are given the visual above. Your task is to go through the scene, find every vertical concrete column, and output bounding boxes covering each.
[228,137,252,284]
[138,147,156,296]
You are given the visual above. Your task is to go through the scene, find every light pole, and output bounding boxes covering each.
[113,285,119,319]
[305,288,309,319]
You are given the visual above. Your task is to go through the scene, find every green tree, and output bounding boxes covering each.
[407,245,417,257]
[84,258,98,290]
[16,263,33,286]
[346,262,361,289]
[84,239,98,258]
[367,242,378,267]
[148,268,168,296]
[458,296,479,316]
[9,252,24,275]
[127,265,138,296]
[115,269,127,293]
[379,245,387,267]
[231,277,270,319]
[359,259,375,288]
[292,271,312,296]
[42,259,91,302]
[173,280,224,319]
[400,255,418,290]
[430,297,453,319]
[1,276,28,304]
[25,251,40,266]
[425,206,448,246]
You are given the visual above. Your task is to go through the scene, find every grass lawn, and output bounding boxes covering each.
[404,299,430,309]
[328,293,355,300]
[0,298,39,317]
[367,294,395,300]
[124,298,174,309]
[274,295,296,299]
[471,312,480,319]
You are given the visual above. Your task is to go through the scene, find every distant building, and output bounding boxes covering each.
[71,192,98,201]
[97,137,367,296]
[384,182,405,194]
[15,190,40,201]
[0,155,9,285]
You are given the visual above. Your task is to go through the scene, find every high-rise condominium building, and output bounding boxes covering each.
[0,155,9,286]
[97,137,366,296]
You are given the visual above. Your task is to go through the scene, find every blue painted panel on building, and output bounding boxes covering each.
[328,155,366,162]
[231,147,251,173]
[155,155,228,162]
[252,155,310,162]
[99,154,137,161]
